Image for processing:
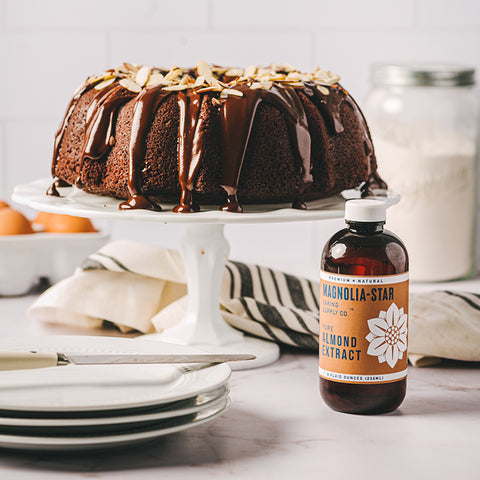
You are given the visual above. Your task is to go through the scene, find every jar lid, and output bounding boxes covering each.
[345,199,386,223]
[371,62,476,87]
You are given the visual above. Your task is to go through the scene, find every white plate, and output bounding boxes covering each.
[0,336,231,412]
[0,384,229,429]
[0,397,230,452]
[12,178,401,225]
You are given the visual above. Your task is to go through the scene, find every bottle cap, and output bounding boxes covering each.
[345,199,386,223]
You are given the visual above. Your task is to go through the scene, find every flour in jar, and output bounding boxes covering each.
[372,127,477,281]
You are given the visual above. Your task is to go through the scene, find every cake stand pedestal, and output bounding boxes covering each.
[13,179,399,370]
[148,223,280,369]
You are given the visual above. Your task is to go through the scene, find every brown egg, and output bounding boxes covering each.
[42,213,97,233]
[33,211,54,229]
[0,200,10,210]
[0,208,34,235]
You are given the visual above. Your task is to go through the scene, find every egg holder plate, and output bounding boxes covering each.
[0,231,109,296]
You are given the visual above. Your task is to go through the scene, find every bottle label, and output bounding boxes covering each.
[319,271,409,384]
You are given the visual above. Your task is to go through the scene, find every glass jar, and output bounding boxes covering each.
[365,63,478,282]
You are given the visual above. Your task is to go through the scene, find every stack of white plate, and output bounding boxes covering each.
[0,336,231,452]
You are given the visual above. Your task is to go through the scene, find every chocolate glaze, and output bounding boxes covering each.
[218,83,312,212]
[53,71,383,212]
[173,90,207,213]
[303,83,345,135]
[304,83,384,196]
[47,177,72,197]
[120,85,172,211]
[75,84,135,188]
[46,180,60,197]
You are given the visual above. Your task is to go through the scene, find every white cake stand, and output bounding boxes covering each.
[13,179,399,369]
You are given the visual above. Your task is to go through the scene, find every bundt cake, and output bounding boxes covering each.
[50,61,385,213]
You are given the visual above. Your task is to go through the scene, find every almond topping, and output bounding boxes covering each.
[94,77,116,90]
[244,64,257,78]
[146,73,165,87]
[316,85,330,95]
[196,60,212,78]
[222,88,244,97]
[135,66,150,87]
[119,78,142,93]
[163,84,188,91]
[164,67,182,82]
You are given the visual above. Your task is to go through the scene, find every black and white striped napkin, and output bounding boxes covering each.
[28,241,480,366]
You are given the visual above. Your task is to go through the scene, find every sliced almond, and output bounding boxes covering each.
[123,62,139,73]
[250,82,265,90]
[119,78,142,93]
[135,66,150,87]
[225,68,244,77]
[316,85,330,95]
[284,81,304,87]
[146,73,165,86]
[244,64,257,78]
[163,84,188,91]
[197,85,223,93]
[222,88,244,97]
[196,60,212,78]
[87,75,100,84]
[164,67,182,81]
[194,75,207,88]
[179,74,194,86]
[212,97,223,106]
[94,77,116,90]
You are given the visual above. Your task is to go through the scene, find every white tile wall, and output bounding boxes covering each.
[211,0,416,28]
[5,0,209,29]
[108,31,313,72]
[1,0,479,278]
[4,120,57,195]
[418,0,480,27]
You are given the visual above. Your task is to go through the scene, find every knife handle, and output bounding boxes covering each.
[0,351,58,371]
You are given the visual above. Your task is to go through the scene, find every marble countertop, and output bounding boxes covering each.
[0,292,479,480]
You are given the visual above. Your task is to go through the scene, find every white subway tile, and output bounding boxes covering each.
[314,29,480,103]
[5,0,208,29]
[0,32,107,120]
[211,0,415,28]
[0,1,4,30]
[4,120,57,198]
[108,31,312,70]
[418,0,480,28]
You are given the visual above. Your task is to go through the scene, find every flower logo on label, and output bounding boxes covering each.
[365,302,407,368]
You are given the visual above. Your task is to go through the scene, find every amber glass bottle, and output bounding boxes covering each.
[319,199,409,414]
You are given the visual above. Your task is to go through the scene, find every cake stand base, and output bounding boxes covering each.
[145,223,280,370]
[144,333,280,370]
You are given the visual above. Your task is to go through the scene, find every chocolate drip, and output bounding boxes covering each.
[46,180,60,197]
[305,83,386,194]
[173,90,207,213]
[46,178,71,197]
[120,86,172,211]
[291,199,307,210]
[303,83,345,135]
[76,84,135,188]
[52,81,94,177]
[218,83,312,212]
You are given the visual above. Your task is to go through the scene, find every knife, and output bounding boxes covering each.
[0,351,256,372]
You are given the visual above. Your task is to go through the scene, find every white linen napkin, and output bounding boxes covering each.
[28,241,480,367]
